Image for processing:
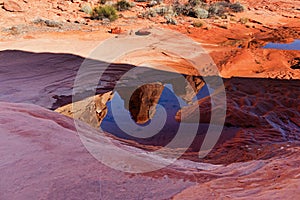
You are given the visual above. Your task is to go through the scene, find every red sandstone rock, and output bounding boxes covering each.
[110,27,122,34]
[3,0,24,12]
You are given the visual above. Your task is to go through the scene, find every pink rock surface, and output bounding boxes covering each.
[0,45,299,200]
[0,102,194,199]
[1,102,299,199]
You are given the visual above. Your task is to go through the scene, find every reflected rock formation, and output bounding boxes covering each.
[171,75,205,104]
[128,83,165,124]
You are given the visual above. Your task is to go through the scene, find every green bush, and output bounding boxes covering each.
[115,0,131,11]
[91,5,118,21]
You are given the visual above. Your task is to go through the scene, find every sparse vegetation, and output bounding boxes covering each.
[187,0,205,7]
[115,0,131,11]
[141,5,174,18]
[141,9,157,18]
[209,1,244,17]
[208,3,227,17]
[172,1,244,20]
[155,5,174,16]
[91,5,118,21]
[165,15,177,25]
[172,0,186,16]
[229,2,244,13]
[141,0,245,23]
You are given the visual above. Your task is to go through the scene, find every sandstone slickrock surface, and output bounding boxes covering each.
[176,77,300,164]
[0,102,194,199]
[1,102,299,199]
[55,92,114,128]
[0,0,299,196]
[0,50,82,109]
[3,0,24,12]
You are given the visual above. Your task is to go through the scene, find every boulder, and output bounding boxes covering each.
[110,27,122,34]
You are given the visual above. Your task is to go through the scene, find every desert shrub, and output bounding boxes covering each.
[208,1,244,17]
[229,2,244,13]
[154,0,244,19]
[155,6,174,16]
[208,3,227,17]
[189,7,209,19]
[149,9,158,17]
[91,5,118,21]
[216,1,230,7]
[115,0,131,11]
[141,8,157,18]
[188,0,205,7]
[165,15,177,25]
[172,0,187,16]
[141,5,174,18]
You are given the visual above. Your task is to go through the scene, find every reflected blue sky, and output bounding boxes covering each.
[263,40,300,50]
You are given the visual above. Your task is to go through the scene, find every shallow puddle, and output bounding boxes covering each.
[100,83,212,149]
[263,39,300,50]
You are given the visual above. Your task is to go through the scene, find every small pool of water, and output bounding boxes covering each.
[263,40,300,50]
[100,83,212,149]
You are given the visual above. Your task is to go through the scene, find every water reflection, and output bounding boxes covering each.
[100,82,211,149]
[263,40,300,50]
